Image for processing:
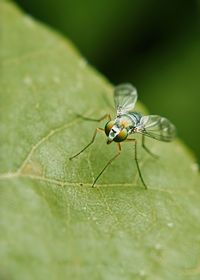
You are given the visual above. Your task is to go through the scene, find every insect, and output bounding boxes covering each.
[69,83,176,189]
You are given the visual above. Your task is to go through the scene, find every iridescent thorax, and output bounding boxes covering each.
[117,112,142,128]
[105,112,142,143]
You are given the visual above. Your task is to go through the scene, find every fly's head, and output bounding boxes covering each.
[104,120,128,144]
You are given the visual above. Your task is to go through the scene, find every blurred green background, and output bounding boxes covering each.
[16,0,200,163]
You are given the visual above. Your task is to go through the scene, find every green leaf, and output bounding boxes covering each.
[0,1,200,280]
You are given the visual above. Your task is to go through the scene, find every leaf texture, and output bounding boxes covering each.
[0,1,200,280]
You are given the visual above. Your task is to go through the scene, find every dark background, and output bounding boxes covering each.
[16,0,200,162]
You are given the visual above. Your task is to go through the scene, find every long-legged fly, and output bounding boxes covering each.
[69,84,176,189]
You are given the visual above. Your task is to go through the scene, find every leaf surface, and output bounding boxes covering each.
[0,1,200,280]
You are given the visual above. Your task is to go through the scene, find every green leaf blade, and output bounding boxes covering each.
[0,2,200,280]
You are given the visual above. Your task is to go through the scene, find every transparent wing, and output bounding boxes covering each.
[136,115,176,142]
[114,83,138,115]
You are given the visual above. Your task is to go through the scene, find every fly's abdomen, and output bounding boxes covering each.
[127,112,142,126]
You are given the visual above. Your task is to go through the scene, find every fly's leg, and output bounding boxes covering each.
[92,143,121,187]
[142,134,158,159]
[69,128,104,160]
[126,139,147,189]
[69,114,110,159]
[76,113,111,122]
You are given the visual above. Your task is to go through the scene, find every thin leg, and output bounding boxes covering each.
[142,134,158,159]
[92,143,121,187]
[76,113,111,122]
[126,139,147,189]
[69,128,104,160]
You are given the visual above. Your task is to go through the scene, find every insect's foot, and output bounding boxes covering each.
[69,154,79,160]
[139,177,148,190]
[143,184,148,190]
[140,179,148,190]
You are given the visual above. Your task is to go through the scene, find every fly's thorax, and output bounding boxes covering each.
[116,114,134,129]
[105,119,129,143]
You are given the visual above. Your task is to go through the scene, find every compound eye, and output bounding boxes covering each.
[105,121,115,136]
[114,128,128,142]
